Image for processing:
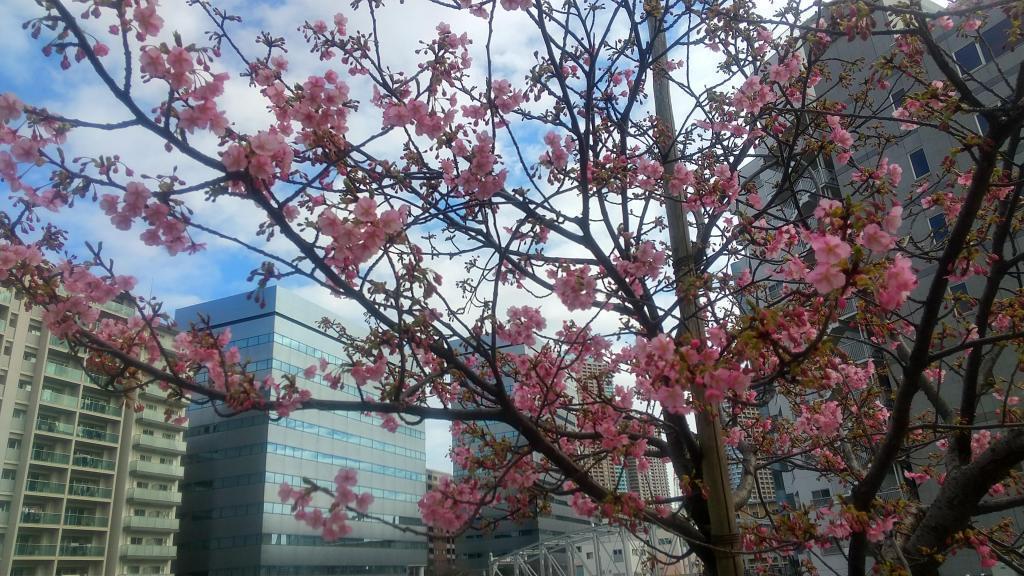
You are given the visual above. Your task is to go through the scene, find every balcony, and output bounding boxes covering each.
[130,461,183,479]
[80,398,123,418]
[123,516,178,531]
[68,484,113,499]
[127,487,181,505]
[102,299,136,317]
[25,479,66,495]
[35,419,75,437]
[39,389,78,409]
[63,514,109,528]
[58,543,105,557]
[48,335,69,350]
[71,454,116,472]
[120,544,177,559]
[136,411,186,429]
[45,362,85,383]
[77,427,119,444]
[20,510,62,525]
[133,434,185,454]
[14,543,58,557]
[31,448,71,466]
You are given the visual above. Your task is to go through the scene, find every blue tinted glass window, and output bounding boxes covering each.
[954,42,984,71]
[929,213,948,242]
[976,114,989,134]
[909,149,930,179]
[981,19,1014,59]
[891,88,906,109]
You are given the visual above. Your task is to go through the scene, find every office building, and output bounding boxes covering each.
[425,469,455,575]
[734,7,1024,574]
[0,287,186,576]
[175,285,427,576]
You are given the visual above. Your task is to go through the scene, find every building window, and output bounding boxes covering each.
[909,149,930,179]
[929,213,949,243]
[612,549,624,562]
[12,409,23,420]
[890,88,907,113]
[17,379,31,391]
[130,537,144,545]
[981,19,1020,60]
[7,439,20,450]
[954,42,985,72]
[810,488,832,508]
[2,342,12,356]
[1,469,14,480]
[950,282,973,314]
[976,114,989,134]
[22,351,36,363]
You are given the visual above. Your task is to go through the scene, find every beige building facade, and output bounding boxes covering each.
[0,288,186,576]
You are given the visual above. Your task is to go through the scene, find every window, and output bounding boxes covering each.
[1,469,14,480]
[909,149,930,179]
[976,114,990,134]
[950,282,973,314]
[12,409,23,420]
[891,88,907,112]
[612,548,625,562]
[27,321,41,336]
[2,343,11,356]
[7,439,20,450]
[929,213,949,243]
[22,351,36,363]
[981,19,1019,60]
[810,488,832,508]
[17,379,31,391]
[0,502,8,512]
[954,42,985,72]
[130,537,144,545]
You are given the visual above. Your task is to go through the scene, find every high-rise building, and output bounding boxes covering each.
[425,469,456,575]
[0,287,186,576]
[734,7,1024,575]
[175,285,427,576]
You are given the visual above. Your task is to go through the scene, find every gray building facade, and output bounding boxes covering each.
[735,6,1024,574]
[175,286,427,576]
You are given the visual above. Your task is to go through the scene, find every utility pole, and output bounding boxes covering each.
[645,12,744,576]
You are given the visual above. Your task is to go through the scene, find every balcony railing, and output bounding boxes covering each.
[121,544,176,558]
[20,511,62,525]
[72,454,116,471]
[39,389,78,408]
[80,398,122,417]
[136,411,185,428]
[129,460,183,479]
[102,300,136,317]
[68,484,113,499]
[58,543,105,557]
[127,487,181,504]
[35,419,75,436]
[133,434,185,453]
[64,514,109,528]
[25,479,66,495]
[31,448,71,465]
[14,543,58,556]
[123,515,178,531]
[77,427,119,444]
[45,362,85,383]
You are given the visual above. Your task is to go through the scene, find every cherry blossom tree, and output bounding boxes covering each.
[2,0,1024,575]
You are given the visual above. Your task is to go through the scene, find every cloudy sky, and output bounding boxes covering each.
[0,0,780,474]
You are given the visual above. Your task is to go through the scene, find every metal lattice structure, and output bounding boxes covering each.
[487,526,701,576]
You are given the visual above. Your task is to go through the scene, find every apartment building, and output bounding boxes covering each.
[425,469,456,575]
[174,285,427,576]
[0,287,186,576]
